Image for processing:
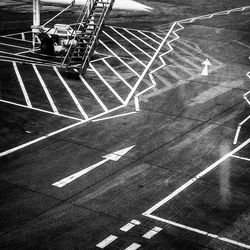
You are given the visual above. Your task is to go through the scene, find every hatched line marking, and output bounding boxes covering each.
[90,63,125,104]
[137,30,161,45]
[110,27,152,59]
[103,30,147,67]
[77,70,108,112]
[102,58,133,90]
[96,235,118,249]
[100,40,141,77]
[32,64,59,114]
[124,28,157,51]
[53,67,88,120]
[12,62,32,107]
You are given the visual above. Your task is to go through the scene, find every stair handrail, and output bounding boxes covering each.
[62,0,95,66]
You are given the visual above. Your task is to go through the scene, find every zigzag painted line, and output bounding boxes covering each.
[134,5,250,112]
[233,71,250,144]
[134,22,184,111]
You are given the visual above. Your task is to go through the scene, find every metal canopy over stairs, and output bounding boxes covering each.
[63,0,115,75]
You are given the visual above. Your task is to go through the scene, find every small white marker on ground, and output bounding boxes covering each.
[143,226,163,239]
[96,235,118,249]
[120,220,141,232]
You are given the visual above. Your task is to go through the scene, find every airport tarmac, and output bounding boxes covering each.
[0,0,250,249]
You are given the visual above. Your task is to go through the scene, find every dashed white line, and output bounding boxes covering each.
[32,64,59,114]
[124,243,141,250]
[12,62,32,107]
[96,235,118,249]
[143,226,163,239]
[120,220,141,232]
[53,67,88,120]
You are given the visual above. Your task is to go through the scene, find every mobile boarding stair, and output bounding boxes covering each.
[63,0,115,75]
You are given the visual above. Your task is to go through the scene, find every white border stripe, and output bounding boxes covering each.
[90,63,125,104]
[231,155,250,162]
[77,70,108,112]
[32,64,59,114]
[146,214,250,249]
[96,235,118,249]
[143,138,250,215]
[0,98,82,121]
[93,111,137,122]
[0,120,85,158]
[12,62,32,107]
[53,67,88,120]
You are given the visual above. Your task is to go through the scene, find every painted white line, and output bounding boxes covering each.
[120,220,140,232]
[53,158,109,188]
[0,120,85,158]
[0,98,83,121]
[124,28,157,51]
[4,30,31,37]
[151,32,164,40]
[110,27,152,59]
[108,25,166,36]
[102,59,133,90]
[90,63,126,104]
[12,62,32,108]
[1,36,32,44]
[53,144,134,187]
[21,33,25,41]
[233,125,242,145]
[100,40,141,77]
[146,214,250,249]
[125,21,180,104]
[77,69,108,112]
[96,235,118,249]
[53,67,88,120]
[32,64,59,114]
[138,30,161,45]
[93,111,137,122]
[143,138,250,216]
[143,226,163,239]
[124,243,141,250]
[231,155,250,162]
[0,42,29,50]
[103,31,147,67]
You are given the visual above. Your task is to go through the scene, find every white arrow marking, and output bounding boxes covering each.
[52,145,135,188]
[201,59,211,76]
